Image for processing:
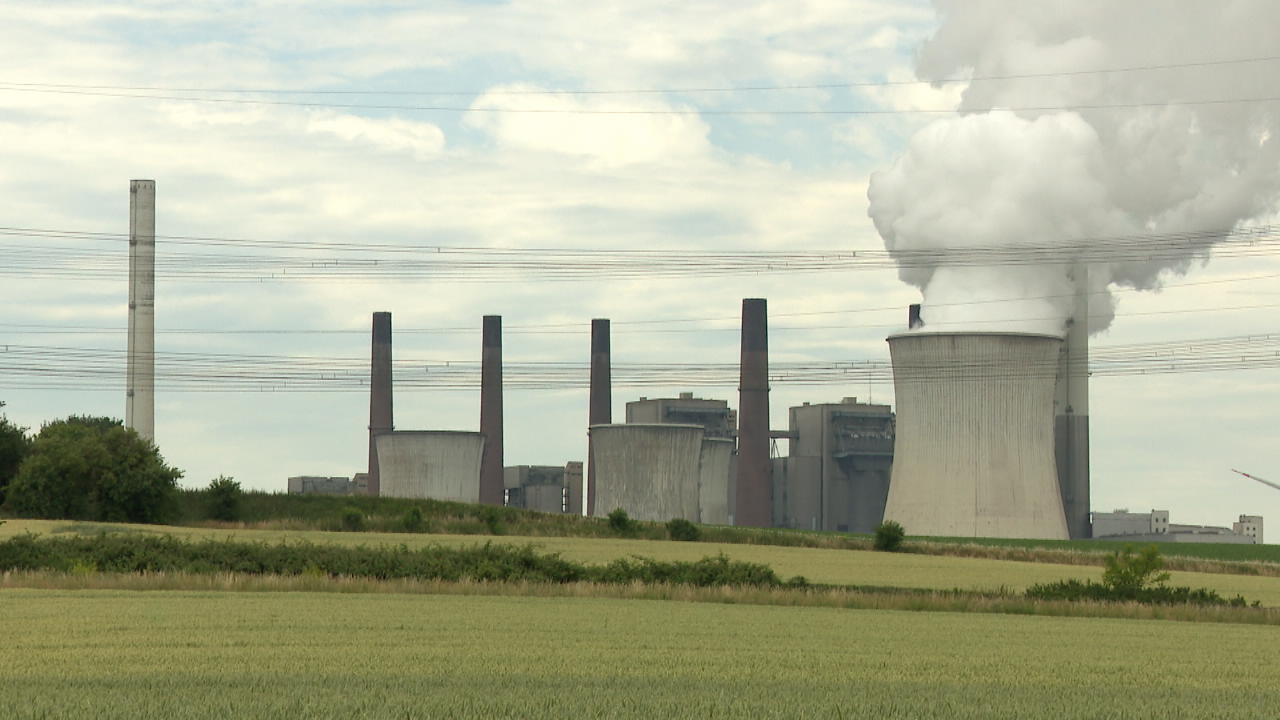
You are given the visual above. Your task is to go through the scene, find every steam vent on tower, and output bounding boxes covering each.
[883,332,1069,540]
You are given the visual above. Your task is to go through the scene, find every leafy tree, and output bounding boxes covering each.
[1102,545,1170,595]
[205,475,242,522]
[5,416,182,523]
[0,404,31,506]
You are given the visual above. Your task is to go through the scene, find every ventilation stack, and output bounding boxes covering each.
[587,318,611,516]
[479,315,505,505]
[1055,267,1091,539]
[126,180,156,443]
[735,298,771,527]
[908,303,923,329]
[367,311,394,496]
[884,332,1068,539]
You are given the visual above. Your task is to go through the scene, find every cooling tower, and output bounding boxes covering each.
[697,438,734,525]
[884,332,1068,540]
[590,424,703,522]
[376,430,485,502]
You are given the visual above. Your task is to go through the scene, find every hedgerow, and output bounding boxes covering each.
[0,533,784,588]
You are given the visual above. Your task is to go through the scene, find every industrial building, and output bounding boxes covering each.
[772,398,895,533]
[505,462,582,514]
[287,476,358,495]
[1091,510,1264,544]
[883,332,1070,540]
[627,394,736,438]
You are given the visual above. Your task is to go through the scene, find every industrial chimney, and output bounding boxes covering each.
[479,315,505,505]
[126,180,156,443]
[908,303,923,330]
[735,298,771,527]
[1055,267,1091,539]
[367,311,393,496]
[587,318,611,516]
[884,332,1068,539]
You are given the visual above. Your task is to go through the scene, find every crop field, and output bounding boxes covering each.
[5,519,1280,606]
[1,589,1278,719]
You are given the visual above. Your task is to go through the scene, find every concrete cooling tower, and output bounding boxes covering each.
[884,332,1069,540]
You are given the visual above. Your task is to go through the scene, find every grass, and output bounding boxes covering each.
[2,589,1279,719]
[3,569,1277,626]
[6,519,1280,606]
[164,489,1280,568]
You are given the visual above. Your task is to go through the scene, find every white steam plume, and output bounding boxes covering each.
[868,0,1280,335]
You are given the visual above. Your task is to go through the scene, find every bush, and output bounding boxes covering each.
[340,507,365,532]
[5,416,182,523]
[607,508,635,535]
[402,506,425,532]
[874,521,906,552]
[205,475,242,522]
[1102,544,1170,594]
[478,506,506,535]
[666,518,701,542]
[1026,545,1257,607]
[0,534,788,589]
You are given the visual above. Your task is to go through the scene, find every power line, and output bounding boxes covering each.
[5,270,1276,336]
[3,84,1280,116]
[4,54,1278,97]
[2,331,1277,393]
[2,224,1278,283]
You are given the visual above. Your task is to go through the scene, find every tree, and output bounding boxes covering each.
[205,475,243,522]
[5,416,183,523]
[0,403,31,506]
[1102,545,1170,596]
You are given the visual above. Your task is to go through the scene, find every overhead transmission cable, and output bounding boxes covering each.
[3,54,1278,96]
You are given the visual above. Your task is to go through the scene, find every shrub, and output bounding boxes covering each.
[340,507,365,532]
[0,534,787,589]
[607,508,635,535]
[666,518,701,542]
[1102,545,1170,594]
[5,416,182,523]
[402,506,425,532]
[478,506,506,535]
[205,475,242,522]
[874,521,906,552]
[1025,546,1257,607]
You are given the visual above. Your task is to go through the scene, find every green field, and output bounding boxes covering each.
[2,589,1278,719]
[5,519,1280,606]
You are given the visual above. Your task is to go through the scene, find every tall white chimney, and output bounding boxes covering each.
[126,179,155,442]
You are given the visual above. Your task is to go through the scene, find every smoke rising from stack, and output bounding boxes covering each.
[868,1,1280,335]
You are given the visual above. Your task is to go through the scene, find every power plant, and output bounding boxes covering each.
[110,181,1131,540]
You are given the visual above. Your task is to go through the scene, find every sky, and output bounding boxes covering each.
[1,0,1277,536]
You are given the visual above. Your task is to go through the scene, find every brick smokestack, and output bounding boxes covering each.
[735,298,771,527]
[479,315,505,505]
[367,311,393,496]
[587,318,611,516]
